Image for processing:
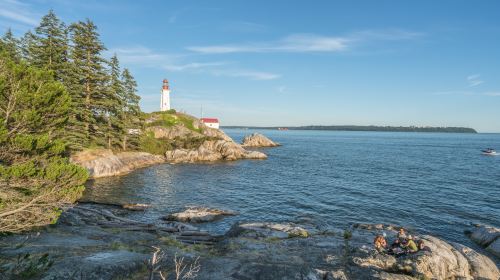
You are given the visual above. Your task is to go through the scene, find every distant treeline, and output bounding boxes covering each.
[223,125,477,133]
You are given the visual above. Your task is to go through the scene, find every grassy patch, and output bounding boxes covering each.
[145,111,202,133]
[139,132,220,155]
[160,236,186,249]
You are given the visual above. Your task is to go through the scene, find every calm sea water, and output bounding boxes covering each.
[83,130,500,245]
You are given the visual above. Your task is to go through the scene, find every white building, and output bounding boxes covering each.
[160,79,171,111]
[201,118,220,129]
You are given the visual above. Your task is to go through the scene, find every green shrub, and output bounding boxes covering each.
[8,161,38,178]
[139,132,173,155]
[13,135,35,152]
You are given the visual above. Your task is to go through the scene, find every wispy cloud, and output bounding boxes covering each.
[0,0,39,26]
[187,29,423,54]
[108,46,280,80]
[466,74,484,87]
[188,34,349,54]
[163,61,228,71]
[108,46,173,65]
[212,70,281,80]
[484,92,500,96]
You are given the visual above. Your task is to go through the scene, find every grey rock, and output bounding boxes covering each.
[241,133,281,147]
[165,207,237,223]
[70,149,165,179]
[468,224,500,258]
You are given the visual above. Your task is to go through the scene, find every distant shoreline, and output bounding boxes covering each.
[222,125,477,133]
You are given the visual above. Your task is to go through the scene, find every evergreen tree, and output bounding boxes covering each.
[0,50,70,150]
[121,68,141,116]
[19,31,37,61]
[104,54,125,149]
[0,50,88,233]
[1,29,20,60]
[120,68,141,150]
[31,10,70,81]
[68,19,109,146]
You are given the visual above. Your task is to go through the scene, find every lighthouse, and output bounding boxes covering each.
[160,79,171,111]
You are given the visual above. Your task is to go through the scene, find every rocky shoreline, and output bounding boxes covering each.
[0,203,498,279]
[71,125,274,179]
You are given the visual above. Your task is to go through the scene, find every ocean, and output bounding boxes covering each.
[83,129,500,246]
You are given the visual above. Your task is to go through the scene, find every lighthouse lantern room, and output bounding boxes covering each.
[160,79,171,111]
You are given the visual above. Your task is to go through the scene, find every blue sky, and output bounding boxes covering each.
[1,0,500,132]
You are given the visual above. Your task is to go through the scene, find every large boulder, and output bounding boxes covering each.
[353,234,499,280]
[165,140,267,163]
[467,224,500,258]
[453,243,500,280]
[165,207,237,223]
[70,149,165,178]
[241,133,280,147]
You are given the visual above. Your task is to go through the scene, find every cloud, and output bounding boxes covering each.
[0,0,39,26]
[108,46,280,80]
[187,34,349,54]
[277,86,286,93]
[187,29,423,54]
[163,61,228,71]
[212,70,281,80]
[484,92,500,96]
[467,74,484,87]
[106,46,173,65]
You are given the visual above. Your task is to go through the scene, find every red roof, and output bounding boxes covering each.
[200,118,219,123]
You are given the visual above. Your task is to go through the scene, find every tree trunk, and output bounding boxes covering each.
[122,135,127,151]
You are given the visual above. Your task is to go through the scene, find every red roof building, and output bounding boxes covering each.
[200,118,220,129]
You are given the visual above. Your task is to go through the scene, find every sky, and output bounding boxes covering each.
[1,0,500,132]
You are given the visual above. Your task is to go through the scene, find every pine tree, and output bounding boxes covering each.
[19,31,37,61]
[68,19,109,146]
[121,68,141,116]
[31,10,70,81]
[121,68,141,150]
[104,54,125,149]
[1,29,20,60]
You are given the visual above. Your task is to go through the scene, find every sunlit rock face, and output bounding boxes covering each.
[241,133,281,147]
[70,149,164,178]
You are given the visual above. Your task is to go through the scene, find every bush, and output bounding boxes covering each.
[139,132,173,155]
[7,161,38,179]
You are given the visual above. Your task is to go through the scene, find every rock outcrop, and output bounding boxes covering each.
[1,214,498,280]
[70,149,165,179]
[467,224,500,258]
[352,224,499,280]
[165,139,267,163]
[227,222,310,239]
[145,115,268,163]
[165,207,237,223]
[241,133,280,147]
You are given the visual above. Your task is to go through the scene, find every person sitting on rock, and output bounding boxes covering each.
[397,228,407,242]
[404,235,418,253]
[391,238,401,249]
[374,235,387,253]
[388,238,405,255]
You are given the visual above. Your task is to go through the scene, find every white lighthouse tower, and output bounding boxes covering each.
[160,79,171,111]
